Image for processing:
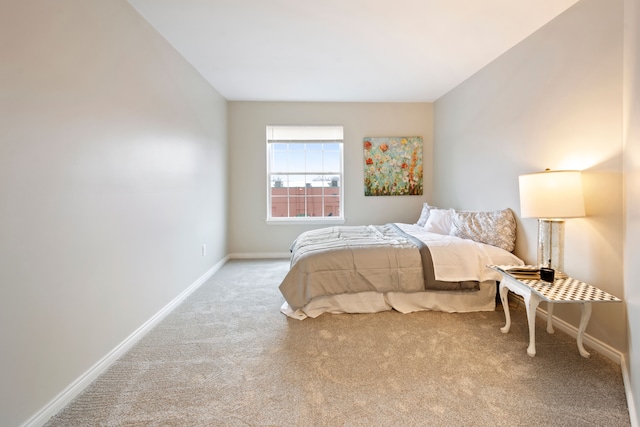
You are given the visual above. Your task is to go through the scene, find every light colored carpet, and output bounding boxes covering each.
[46,259,630,426]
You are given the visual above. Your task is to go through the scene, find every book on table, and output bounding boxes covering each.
[500,265,568,280]
[504,266,541,280]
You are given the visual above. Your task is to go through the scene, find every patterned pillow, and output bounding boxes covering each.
[449,208,517,252]
[416,203,436,227]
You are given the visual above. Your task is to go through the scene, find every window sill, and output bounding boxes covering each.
[265,218,346,225]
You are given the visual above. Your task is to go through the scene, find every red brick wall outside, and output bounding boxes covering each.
[271,186,340,217]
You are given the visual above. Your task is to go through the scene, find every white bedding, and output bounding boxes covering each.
[394,223,522,282]
[280,223,523,319]
[280,281,499,320]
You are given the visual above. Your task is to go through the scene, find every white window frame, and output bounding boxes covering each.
[266,125,345,224]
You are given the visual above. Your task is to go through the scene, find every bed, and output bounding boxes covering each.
[279,205,524,319]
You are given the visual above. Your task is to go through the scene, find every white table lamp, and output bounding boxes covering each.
[519,169,585,274]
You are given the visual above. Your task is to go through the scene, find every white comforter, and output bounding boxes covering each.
[394,223,523,282]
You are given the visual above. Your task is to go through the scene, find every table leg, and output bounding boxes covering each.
[499,280,511,334]
[577,302,593,358]
[546,302,555,334]
[524,292,541,357]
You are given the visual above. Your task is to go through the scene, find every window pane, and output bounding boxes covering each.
[289,196,306,217]
[271,175,287,188]
[271,150,288,173]
[315,176,329,188]
[289,150,306,173]
[271,187,288,198]
[306,195,323,217]
[325,180,340,193]
[307,152,323,172]
[324,151,341,172]
[282,174,302,188]
[324,196,341,217]
[305,174,323,187]
[270,195,289,217]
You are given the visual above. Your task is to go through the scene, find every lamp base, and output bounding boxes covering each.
[537,219,565,273]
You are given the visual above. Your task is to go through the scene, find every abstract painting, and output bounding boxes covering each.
[363,136,423,196]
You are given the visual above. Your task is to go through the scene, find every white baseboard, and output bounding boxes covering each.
[507,294,623,363]
[22,257,229,427]
[621,353,639,427]
[534,305,622,363]
[229,252,291,259]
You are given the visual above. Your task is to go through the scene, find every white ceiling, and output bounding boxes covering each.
[128,0,580,102]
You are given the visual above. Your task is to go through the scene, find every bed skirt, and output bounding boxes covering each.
[280,280,497,320]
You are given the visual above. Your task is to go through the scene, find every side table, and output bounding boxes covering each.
[489,265,621,358]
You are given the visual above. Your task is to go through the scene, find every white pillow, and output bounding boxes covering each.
[423,209,453,234]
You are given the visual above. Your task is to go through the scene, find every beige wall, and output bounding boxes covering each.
[0,1,228,425]
[624,0,640,421]
[228,102,433,254]
[434,0,626,352]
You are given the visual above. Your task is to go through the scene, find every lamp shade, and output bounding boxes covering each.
[519,170,585,219]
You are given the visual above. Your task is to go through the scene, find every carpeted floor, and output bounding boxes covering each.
[46,259,630,426]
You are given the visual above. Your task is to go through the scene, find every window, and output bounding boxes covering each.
[266,125,344,223]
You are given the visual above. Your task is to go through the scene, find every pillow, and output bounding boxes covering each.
[449,208,516,252]
[423,209,453,235]
[416,203,435,227]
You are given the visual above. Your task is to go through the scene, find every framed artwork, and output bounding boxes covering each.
[363,136,423,196]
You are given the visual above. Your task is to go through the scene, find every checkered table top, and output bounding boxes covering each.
[489,265,621,303]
